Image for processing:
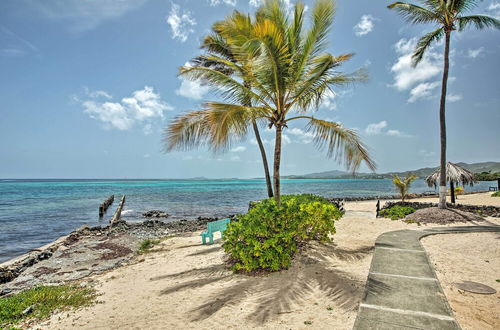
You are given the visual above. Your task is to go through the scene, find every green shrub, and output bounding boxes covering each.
[379,205,416,220]
[222,194,343,272]
[0,285,96,327]
[492,191,500,197]
[138,239,160,254]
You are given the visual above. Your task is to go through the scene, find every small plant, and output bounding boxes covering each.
[379,205,416,220]
[454,186,464,196]
[304,320,313,325]
[326,306,333,311]
[138,239,160,254]
[222,194,343,272]
[392,175,417,202]
[0,285,96,328]
[492,191,500,197]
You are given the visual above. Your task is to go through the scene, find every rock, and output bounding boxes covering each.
[0,288,12,296]
[142,210,169,218]
[22,306,33,315]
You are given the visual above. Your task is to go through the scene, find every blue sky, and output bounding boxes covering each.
[1,0,499,179]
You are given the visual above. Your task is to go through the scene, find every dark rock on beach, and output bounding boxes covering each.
[142,210,169,218]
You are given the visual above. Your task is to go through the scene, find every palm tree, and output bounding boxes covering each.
[190,14,274,198]
[392,174,417,201]
[388,0,500,208]
[165,0,376,204]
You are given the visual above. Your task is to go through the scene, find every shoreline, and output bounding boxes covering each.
[0,190,495,269]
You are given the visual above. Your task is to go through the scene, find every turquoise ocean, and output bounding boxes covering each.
[0,178,494,263]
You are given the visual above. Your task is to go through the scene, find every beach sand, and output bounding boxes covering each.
[422,233,500,330]
[30,192,499,330]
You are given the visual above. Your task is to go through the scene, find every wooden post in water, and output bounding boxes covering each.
[110,195,126,225]
[99,195,115,218]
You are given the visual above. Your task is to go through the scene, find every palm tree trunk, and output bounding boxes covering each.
[273,125,283,205]
[252,120,274,198]
[438,31,451,209]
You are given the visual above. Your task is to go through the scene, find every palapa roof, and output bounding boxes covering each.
[426,162,477,187]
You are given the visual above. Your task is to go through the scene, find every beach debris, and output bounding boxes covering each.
[110,195,126,225]
[142,210,169,218]
[99,195,115,218]
[22,306,33,315]
[453,281,496,294]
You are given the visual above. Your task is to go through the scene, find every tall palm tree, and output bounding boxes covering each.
[191,14,274,198]
[165,0,376,204]
[388,0,500,208]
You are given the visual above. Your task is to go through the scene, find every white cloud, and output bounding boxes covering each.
[250,133,291,146]
[166,3,196,42]
[0,26,38,57]
[209,0,237,6]
[230,146,247,152]
[249,0,292,11]
[447,93,463,102]
[354,15,376,36]
[28,0,147,33]
[321,89,337,111]
[176,76,210,100]
[82,86,173,131]
[230,155,241,162]
[390,38,442,91]
[287,128,314,144]
[249,0,263,7]
[365,121,387,135]
[408,81,440,103]
[487,2,500,19]
[467,47,484,59]
[365,121,410,137]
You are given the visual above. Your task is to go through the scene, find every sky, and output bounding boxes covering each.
[0,0,499,179]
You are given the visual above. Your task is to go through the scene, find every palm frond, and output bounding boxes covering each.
[457,15,500,31]
[164,110,212,152]
[305,117,376,172]
[387,2,440,24]
[412,27,444,66]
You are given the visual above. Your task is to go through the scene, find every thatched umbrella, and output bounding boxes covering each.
[426,162,477,204]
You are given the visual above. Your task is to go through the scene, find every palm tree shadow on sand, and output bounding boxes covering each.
[151,242,388,324]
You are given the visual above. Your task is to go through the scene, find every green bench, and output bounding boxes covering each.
[201,218,230,244]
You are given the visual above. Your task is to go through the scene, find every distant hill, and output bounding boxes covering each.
[286,161,500,179]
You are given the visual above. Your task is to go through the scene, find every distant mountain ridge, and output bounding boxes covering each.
[286,161,500,179]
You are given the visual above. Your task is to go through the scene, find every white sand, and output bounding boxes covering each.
[422,233,500,329]
[31,192,500,330]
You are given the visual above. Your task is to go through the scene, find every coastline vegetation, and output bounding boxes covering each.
[0,285,97,328]
[492,191,500,197]
[222,194,343,272]
[392,174,417,201]
[475,172,500,181]
[379,205,416,220]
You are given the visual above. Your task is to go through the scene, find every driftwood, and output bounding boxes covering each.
[110,195,126,225]
[99,195,115,217]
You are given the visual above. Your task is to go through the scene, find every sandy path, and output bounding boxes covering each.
[422,233,500,329]
[32,194,499,330]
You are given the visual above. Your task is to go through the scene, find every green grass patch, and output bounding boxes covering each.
[379,205,416,220]
[492,191,500,197]
[137,239,160,254]
[0,285,97,328]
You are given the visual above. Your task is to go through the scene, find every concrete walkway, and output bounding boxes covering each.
[353,225,500,330]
